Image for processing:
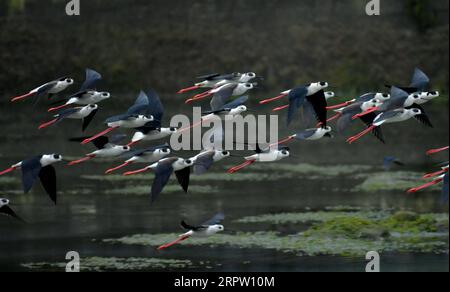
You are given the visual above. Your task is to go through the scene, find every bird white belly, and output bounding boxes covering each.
[109,119,148,129]
[142,131,169,141]
[93,148,124,158]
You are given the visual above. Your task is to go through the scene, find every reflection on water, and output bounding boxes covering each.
[0,101,448,272]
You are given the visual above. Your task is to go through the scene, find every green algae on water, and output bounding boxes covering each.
[21,257,192,272]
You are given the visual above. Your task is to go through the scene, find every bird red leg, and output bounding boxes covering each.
[179,118,208,133]
[228,160,256,174]
[407,177,444,193]
[81,126,119,145]
[177,85,201,94]
[423,168,449,179]
[0,167,17,176]
[185,91,213,104]
[11,92,35,102]
[67,155,95,166]
[326,101,354,110]
[272,105,289,112]
[352,107,380,120]
[123,167,150,176]
[127,140,141,147]
[347,125,377,144]
[426,146,449,156]
[259,94,287,105]
[38,118,59,130]
[105,162,133,174]
[157,235,191,251]
[48,104,69,113]
[273,136,296,146]
[317,113,342,127]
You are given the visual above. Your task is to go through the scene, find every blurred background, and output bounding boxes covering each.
[0,0,448,272]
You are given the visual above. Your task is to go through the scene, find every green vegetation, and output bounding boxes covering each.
[22,257,192,272]
[102,210,449,257]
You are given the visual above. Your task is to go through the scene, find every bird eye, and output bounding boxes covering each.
[66,78,73,83]
[1,199,7,204]
[413,109,420,113]
[249,73,255,77]
[222,151,230,156]
[429,91,437,95]
[281,150,287,155]
[162,148,169,153]
[186,160,192,164]
[102,93,109,97]
[245,84,251,88]
[123,146,129,150]
[53,155,61,160]
[170,127,177,131]
[413,94,419,98]
[320,82,327,86]
[382,94,388,98]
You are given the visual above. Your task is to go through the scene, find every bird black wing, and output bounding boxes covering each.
[0,205,25,223]
[287,87,308,126]
[202,212,225,226]
[175,167,191,193]
[126,91,151,116]
[151,160,175,203]
[380,87,409,112]
[69,136,108,148]
[21,157,43,194]
[197,73,221,80]
[407,105,433,128]
[39,165,57,204]
[360,113,385,143]
[305,90,328,127]
[82,109,98,132]
[145,89,164,128]
[410,68,430,92]
[222,95,249,110]
[210,84,236,112]
[194,152,215,175]
[80,69,102,91]
[180,220,205,231]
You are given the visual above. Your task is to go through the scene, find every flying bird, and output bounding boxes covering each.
[228,144,290,173]
[0,198,25,223]
[128,89,177,146]
[48,68,110,112]
[123,157,194,204]
[157,213,225,250]
[68,135,130,165]
[331,98,385,143]
[191,150,231,175]
[105,144,171,174]
[347,108,423,144]
[0,154,63,204]
[278,127,334,145]
[178,72,258,94]
[261,82,330,127]
[80,91,154,145]
[185,82,255,109]
[38,104,99,131]
[11,76,74,103]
